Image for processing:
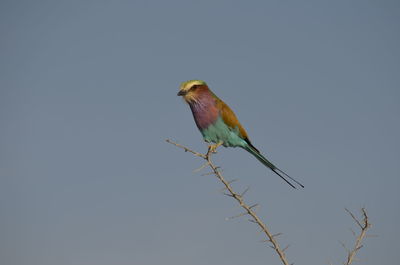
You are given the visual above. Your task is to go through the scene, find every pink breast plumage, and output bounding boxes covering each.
[188,93,219,130]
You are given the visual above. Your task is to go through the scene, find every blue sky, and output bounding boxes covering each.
[1,1,399,264]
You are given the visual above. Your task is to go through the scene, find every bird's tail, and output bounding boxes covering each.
[244,145,304,189]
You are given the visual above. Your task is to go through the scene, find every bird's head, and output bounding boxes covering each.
[177,80,208,103]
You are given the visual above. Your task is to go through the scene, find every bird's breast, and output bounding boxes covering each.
[189,99,219,130]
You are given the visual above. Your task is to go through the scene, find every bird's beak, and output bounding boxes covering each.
[177,90,186,96]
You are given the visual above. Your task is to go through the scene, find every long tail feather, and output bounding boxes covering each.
[244,145,304,189]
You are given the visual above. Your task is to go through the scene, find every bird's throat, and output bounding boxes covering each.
[188,93,219,130]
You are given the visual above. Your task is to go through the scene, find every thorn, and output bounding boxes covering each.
[225,211,249,220]
[339,241,349,252]
[193,162,210,172]
[249,203,259,210]
[220,179,238,191]
[345,208,363,229]
[227,178,238,184]
[240,186,250,197]
[283,244,290,252]
[355,245,363,251]
[272,232,283,238]
[212,167,223,174]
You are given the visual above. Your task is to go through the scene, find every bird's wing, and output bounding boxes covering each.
[214,96,260,152]
[214,97,249,139]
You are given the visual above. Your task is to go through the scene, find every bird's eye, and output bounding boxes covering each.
[191,85,198,90]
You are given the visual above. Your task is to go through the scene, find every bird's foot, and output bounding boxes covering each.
[208,142,223,154]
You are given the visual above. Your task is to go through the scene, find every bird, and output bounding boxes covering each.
[177,80,304,189]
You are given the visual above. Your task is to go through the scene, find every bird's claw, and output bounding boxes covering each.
[208,142,223,154]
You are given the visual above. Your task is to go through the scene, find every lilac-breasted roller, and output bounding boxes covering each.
[177,80,304,189]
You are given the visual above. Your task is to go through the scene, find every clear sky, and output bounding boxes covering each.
[1,1,399,264]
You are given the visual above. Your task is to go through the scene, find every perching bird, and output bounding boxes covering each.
[177,80,304,189]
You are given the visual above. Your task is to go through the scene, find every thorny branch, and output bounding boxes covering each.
[342,208,372,265]
[166,139,291,265]
[166,140,373,265]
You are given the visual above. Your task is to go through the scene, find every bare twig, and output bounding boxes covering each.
[343,208,372,265]
[165,139,206,159]
[166,139,291,265]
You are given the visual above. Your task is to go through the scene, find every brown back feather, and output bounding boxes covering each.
[214,97,249,140]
